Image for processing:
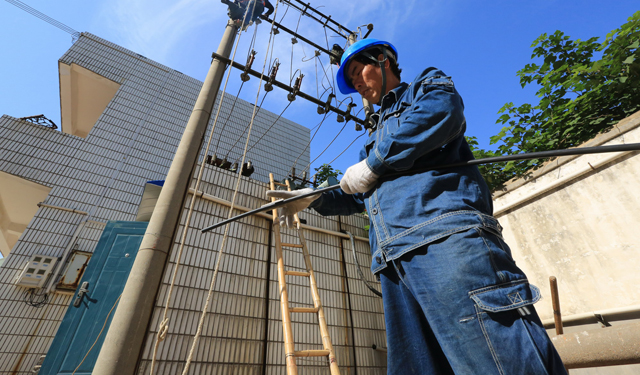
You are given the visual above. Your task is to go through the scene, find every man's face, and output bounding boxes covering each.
[347,59,383,103]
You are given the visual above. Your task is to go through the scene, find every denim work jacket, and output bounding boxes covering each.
[311,68,498,274]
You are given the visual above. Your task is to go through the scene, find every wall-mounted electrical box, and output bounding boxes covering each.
[56,250,92,291]
[15,254,58,288]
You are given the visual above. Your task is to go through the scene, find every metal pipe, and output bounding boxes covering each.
[279,0,354,37]
[210,51,366,126]
[36,202,88,215]
[192,188,368,242]
[260,218,272,375]
[549,276,563,335]
[552,321,640,369]
[262,16,332,56]
[201,143,640,232]
[92,21,238,375]
[337,216,358,374]
[543,304,640,329]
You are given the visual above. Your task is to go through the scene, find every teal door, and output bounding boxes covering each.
[40,221,148,375]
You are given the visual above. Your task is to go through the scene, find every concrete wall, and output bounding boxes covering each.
[493,111,640,374]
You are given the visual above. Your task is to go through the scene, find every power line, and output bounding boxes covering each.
[6,0,80,40]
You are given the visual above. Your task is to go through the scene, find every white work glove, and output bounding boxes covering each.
[265,188,320,228]
[340,160,380,194]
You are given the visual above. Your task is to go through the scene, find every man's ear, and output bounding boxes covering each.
[377,54,391,69]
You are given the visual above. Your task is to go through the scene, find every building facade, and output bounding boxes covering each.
[0,33,385,374]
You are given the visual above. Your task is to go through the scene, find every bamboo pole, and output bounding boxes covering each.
[270,173,298,375]
[287,180,340,375]
[550,276,564,335]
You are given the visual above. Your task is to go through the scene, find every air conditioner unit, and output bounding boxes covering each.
[15,254,58,288]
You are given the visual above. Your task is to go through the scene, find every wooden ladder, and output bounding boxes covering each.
[268,173,340,375]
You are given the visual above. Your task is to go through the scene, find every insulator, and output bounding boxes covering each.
[265,82,273,92]
[291,37,298,44]
[206,155,213,165]
[287,92,297,102]
[317,106,325,114]
[230,162,238,173]
[355,123,363,131]
[220,158,231,170]
[240,72,250,82]
[211,153,221,167]
[241,161,255,177]
[330,44,344,65]
[337,115,345,123]
[272,28,279,35]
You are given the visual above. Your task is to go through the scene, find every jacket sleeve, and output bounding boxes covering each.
[365,71,466,175]
[308,189,365,216]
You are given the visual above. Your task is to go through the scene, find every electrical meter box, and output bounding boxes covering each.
[15,254,58,288]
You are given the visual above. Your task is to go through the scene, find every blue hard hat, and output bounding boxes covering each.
[336,39,398,95]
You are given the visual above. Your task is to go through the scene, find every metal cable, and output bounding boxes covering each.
[6,0,80,38]
[345,231,382,297]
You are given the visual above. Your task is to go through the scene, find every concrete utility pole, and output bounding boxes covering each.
[93,20,238,375]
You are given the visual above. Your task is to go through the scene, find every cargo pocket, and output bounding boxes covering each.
[470,279,541,314]
[469,280,553,374]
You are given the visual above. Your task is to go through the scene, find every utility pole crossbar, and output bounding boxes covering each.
[261,15,334,57]
[280,0,353,37]
[211,51,366,125]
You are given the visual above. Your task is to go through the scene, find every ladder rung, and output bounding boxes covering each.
[294,350,330,358]
[289,307,319,313]
[281,243,303,248]
[284,270,310,277]
[273,182,288,187]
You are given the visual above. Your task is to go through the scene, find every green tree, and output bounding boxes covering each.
[314,163,342,185]
[475,11,640,190]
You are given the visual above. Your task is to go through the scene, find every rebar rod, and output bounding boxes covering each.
[201,142,640,233]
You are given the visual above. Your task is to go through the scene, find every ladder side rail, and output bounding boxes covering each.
[286,180,341,375]
[270,173,298,375]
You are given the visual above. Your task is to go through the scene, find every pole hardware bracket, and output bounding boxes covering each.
[210,51,366,126]
[317,93,335,114]
[344,102,357,124]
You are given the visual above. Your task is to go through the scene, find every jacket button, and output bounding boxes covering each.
[375,256,382,264]
[371,208,378,215]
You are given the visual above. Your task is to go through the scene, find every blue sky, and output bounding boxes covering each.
[1,0,638,177]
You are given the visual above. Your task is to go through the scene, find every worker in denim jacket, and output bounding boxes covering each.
[267,39,567,374]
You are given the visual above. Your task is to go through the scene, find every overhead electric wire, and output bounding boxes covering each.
[234,101,293,164]
[303,120,348,175]
[226,91,269,160]
[290,112,330,173]
[6,0,80,38]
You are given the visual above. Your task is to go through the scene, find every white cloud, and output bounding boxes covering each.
[101,0,224,62]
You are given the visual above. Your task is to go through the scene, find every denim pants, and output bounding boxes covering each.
[379,227,567,374]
